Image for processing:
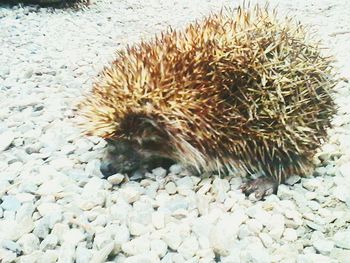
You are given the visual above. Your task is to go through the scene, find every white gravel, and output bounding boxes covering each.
[0,0,350,262]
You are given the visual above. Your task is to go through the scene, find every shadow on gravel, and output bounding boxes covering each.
[0,0,90,8]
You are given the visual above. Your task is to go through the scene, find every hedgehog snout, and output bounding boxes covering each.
[100,139,143,177]
[100,162,118,177]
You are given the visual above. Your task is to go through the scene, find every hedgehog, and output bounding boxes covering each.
[76,5,337,199]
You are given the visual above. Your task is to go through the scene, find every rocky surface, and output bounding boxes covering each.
[0,0,349,262]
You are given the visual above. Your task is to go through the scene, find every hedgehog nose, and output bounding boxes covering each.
[100,162,117,177]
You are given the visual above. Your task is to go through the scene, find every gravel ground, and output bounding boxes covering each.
[0,0,350,262]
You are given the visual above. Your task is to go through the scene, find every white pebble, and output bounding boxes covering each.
[37,203,62,217]
[124,252,160,263]
[150,239,168,258]
[152,167,167,177]
[177,236,199,259]
[313,239,334,255]
[122,236,150,256]
[165,182,177,194]
[0,130,15,152]
[40,234,58,250]
[107,173,125,185]
[76,245,92,263]
[90,242,114,263]
[266,214,285,239]
[17,233,40,254]
[246,219,263,233]
[0,248,17,263]
[113,225,130,248]
[120,188,140,204]
[169,164,183,175]
[162,230,182,250]
[283,228,298,242]
[333,230,350,249]
[1,195,21,211]
[62,228,86,246]
[152,211,165,229]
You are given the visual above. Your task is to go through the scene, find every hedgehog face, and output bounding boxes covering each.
[100,114,176,176]
[100,139,142,176]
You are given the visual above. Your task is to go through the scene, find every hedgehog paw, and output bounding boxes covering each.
[240,177,278,200]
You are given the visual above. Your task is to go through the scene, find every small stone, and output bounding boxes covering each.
[1,239,22,254]
[196,248,215,260]
[330,248,350,262]
[177,236,199,259]
[307,200,320,211]
[15,193,35,203]
[91,242,114,263]
[152,167,167,177]
[259,233,273,247]
[196,180,212,195]
[37,203,62,217]
[284,209,302,224]
[246,219,263,233]
[266,214,285,239]
[0,130,15,152]
[245,243,270,263]
[169,164,183,175]
[171,253,185,263]
[0,248,16,262]
[128,221,151,236]
[1,195,21,211]
[33,218,50,239]
[50,158,75,171]
[246,206,271,226]
[113,225,130,248]
[210,213,243,256]
[283,228,298,242]
[164,196,188,212]
[305,221,325,232]
[313,239,334,255]
[60,144,76,155]
[120,188,140,204]
[130,170,144,181]
[333,185,350,202]
[17,233,39,254]
[124,252,160,263]
[40,234,58,251]
[110,200,132,223]
[57,243,76,263]
[122,236,150,256]
[51,223,70,242]
[165,182,177,194]
[107,173,124,185]
[176,177,193,189]
[62,229,86,246]
[150,239,167,258]
[76,245,93,263]
[237,225,251,239]
[277,185,294,199]
[37,180,63,196]
[285,175,301,185]
[302,178,319,191]
[196,193,210,216]
[152,211,165,229]
[94,230,113,249]
[85,159,103,178]
[333,230,350,249]
[297,253,332,262]
[84,177,104,193]
[162,230,182,250]
[0,217,34,240]
[211,178,230,202]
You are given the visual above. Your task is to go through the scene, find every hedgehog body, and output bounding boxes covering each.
[77,6,336,189]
